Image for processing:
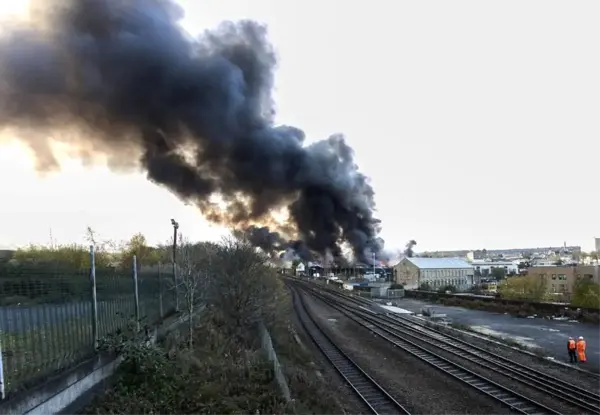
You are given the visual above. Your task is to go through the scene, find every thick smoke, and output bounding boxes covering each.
[0,0,384,263]
[233,225,313,262]
[404,240,417,258]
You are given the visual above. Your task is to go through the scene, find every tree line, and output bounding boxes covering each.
[498,275,599,309]
[1,227,171,271]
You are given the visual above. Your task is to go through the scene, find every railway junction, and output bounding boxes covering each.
[286,278,600,415]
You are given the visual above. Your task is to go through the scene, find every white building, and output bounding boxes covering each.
[531,258,559,267]
[471,260,519,276]
[393,257,475,291]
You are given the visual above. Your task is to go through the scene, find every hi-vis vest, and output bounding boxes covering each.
[568,339,576,350]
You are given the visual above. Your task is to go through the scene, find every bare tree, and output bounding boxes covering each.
[203,237,282,347]
[177,236,210,349]
[85,226,97,247]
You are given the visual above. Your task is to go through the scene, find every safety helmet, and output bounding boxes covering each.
[579,336,584,340]
[569,337,573,340]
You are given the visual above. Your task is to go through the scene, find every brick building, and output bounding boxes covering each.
[527,265,599,298]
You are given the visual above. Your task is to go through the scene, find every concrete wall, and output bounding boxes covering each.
[258,323,291,402]
[0,311,198,415]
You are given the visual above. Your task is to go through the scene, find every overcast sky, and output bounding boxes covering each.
[0,0,598,252]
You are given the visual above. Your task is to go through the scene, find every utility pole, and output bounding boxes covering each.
[171,218,179,312]
[372,252,376,276]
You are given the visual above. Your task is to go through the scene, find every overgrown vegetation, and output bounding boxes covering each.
[433,296,600,324]
[437,284,456,293]
[82,236,345,414]
[410,273,599,322]
[571,279,600,309]
[0,228,174,307]
[3,228,168,271]
[497,274,549,301]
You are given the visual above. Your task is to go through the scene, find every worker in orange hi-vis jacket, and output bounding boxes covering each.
[567,337,577,363]
[576,336,587,363]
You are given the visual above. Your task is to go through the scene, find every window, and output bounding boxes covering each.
[552,274,557,280]
[558,274,567,281]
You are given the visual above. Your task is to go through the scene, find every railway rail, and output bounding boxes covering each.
[381,313,600,413]
[319,283,600,413]
[292,281,578,415]
[289,284,411,415]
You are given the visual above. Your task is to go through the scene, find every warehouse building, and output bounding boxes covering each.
[393,257,475,291]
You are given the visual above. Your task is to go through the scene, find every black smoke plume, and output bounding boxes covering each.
[233,225,313,262]
[0,0,383,262]
[404,240,417,258]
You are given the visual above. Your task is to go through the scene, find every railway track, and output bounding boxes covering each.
[319,284,600,413]
[289,284,411,415]
[294,284,563,415]
[381,313,600,414]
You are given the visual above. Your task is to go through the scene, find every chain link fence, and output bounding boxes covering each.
[0,250,179,399]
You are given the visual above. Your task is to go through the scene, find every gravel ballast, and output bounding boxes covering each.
[287,293,369,414]
[382,321,589,414]
[300,289,512,414]
[320,283,600,392]
[415,315,600,392]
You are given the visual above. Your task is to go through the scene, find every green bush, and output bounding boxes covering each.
[572,280,600,309]
[85,315,286,414]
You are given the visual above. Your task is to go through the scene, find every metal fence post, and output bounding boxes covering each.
[158,262,164,319]
[0,338,5,400]
[132,255,140,332]
[89,245,99,349]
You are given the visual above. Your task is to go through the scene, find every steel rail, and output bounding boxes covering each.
[299,285,560,415]
[289,284,411,415]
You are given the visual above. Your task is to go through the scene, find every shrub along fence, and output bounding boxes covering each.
[0,246,180,400]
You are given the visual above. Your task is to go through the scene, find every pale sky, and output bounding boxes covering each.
[0,0,598,252]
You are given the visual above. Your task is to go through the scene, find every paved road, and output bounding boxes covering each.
[392,298,600,371]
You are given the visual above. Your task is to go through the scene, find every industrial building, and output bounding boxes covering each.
[393,257,475,291]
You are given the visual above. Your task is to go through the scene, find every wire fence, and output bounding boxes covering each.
[0,249,179,399]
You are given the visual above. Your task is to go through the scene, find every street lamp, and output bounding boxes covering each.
[171,219,179,311]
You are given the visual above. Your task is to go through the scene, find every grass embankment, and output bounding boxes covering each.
[82,299,345,414]
[82,239,346,414]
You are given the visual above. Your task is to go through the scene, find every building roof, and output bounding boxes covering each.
[471,260,517,266]
[405,257,473,269]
